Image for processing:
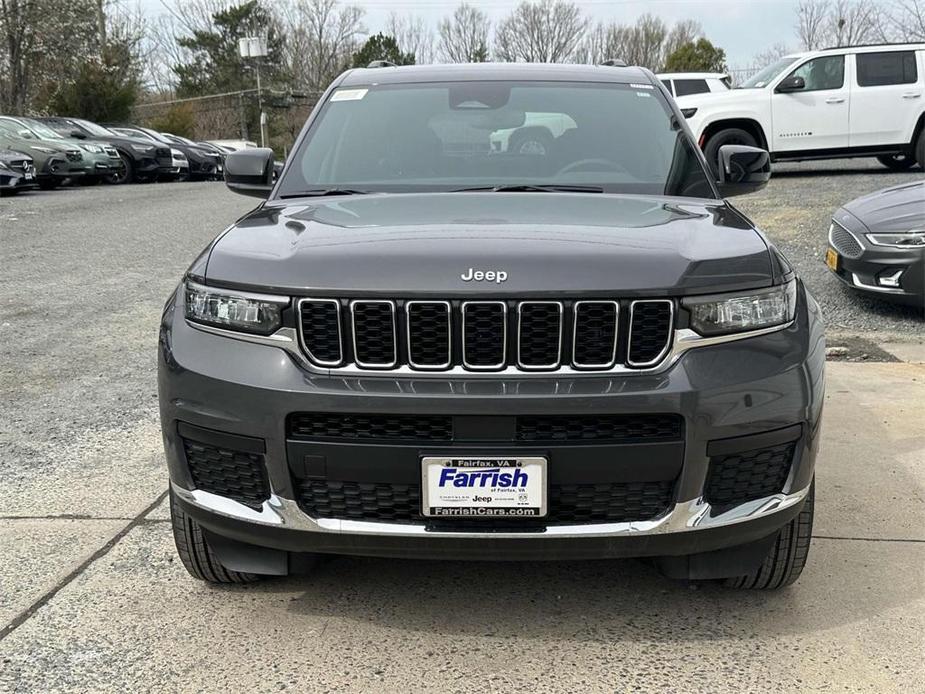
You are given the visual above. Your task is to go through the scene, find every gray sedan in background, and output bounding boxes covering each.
[826,180,925,311]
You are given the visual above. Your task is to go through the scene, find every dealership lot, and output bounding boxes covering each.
[1,165,923,692]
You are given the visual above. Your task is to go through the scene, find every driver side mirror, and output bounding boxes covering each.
[69,130,87,139]
[224,147,274,198]
[716,144,771,197]
[776,76,805,93]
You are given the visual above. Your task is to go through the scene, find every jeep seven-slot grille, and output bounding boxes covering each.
[298,299,674,373]
[295,480,674,524]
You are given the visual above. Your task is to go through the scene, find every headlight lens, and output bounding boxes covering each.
[184,281,287,334]
[30,145,55,154]
[683,280,797,336]
[130,144,154,153]
[79,143,103,153]
[866,231,925,247]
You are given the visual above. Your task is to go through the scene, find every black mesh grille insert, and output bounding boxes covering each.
[704,441,796,508]
[296,480,674,524]
[628,301,673,366]
[573,302,618,366]
[463,302,506,368]
[182,439,270,510]
[352,301,396,366]
[516,414,683,443]
[518,302,562,367]
[407,302,451,368]
[829,223,863,259]
[299,300,342,365]
[287,412,454,442]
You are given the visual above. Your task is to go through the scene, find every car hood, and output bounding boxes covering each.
[0,136,76,153]
[204,193,773,295]
[841,180,925,233]
[0,149,31,163]
[675,88,766,108]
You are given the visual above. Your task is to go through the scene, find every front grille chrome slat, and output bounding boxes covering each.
[406,301,451,370]
[462,301,507,370]
[627,300,674,368]
[351,300,398,368]
[572,300,619,369]
[517,301,563,370]
[298,298,343,367]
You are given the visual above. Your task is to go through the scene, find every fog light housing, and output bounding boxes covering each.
[877,268,904,288]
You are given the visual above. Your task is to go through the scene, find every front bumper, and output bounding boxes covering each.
[826,245,925,308]
[159,283,825,561]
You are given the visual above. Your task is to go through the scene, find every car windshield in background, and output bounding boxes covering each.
[279,80,714,199]
[740,57,799,88]
[22,119,65,140]
[73,119,116,137]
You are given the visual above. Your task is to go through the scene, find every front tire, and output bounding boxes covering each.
[724,479,814,590]
[703,127,758,177]
[877,153,916,171]
[170,491,261,584]
[914,129,925,170]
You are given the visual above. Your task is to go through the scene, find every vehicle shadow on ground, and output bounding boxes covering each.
[229,535,919,642]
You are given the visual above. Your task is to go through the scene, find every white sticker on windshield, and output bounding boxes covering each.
[331,88,368,102]
[636,91,652,97]
[630,83,654,89]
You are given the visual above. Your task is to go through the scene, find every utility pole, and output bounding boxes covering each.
[239,37,269,148]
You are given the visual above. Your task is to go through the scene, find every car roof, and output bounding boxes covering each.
[338,62,653,87]
[657,72,729,79]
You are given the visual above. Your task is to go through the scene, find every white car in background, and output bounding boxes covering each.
[677,43,925,171]
[205,139,257,152]
[170,147,189,180]
[657,72,732,97]
[490,112,577,155]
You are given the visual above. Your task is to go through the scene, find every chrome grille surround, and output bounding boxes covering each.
[828,220,864,259]
[571,300,619,369]
[627,299,675,368]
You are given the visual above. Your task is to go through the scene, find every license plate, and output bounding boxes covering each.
[421,456,547,518]
[825,247,839,271]
[23,172,33,180]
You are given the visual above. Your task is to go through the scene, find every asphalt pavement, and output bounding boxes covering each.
[1,166,923,693]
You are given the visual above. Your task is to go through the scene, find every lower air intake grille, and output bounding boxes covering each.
[516,414,683,443]
[704,441,796,508]
[628,300,673,366]
[182,438,270,510]
[287,412,454,443]
[295,480,674,524]
[829,222,864,259]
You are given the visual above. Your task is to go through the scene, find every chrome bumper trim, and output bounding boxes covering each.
[172,482,809,540]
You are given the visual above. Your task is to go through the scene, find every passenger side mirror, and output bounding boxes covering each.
[716,145,771,197]
[776,76,805,93]
[224,148,274,198]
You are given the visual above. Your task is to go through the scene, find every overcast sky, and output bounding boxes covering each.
[141,0,804,67]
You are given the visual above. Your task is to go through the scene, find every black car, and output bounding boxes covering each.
[826,180,925,311]
[160,63,825,590]
[0,149,36,195]
[37,117,175,184]
[106,125,222,180]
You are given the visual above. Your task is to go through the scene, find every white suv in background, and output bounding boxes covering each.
[677,43,925,171]
[657,72,732,97]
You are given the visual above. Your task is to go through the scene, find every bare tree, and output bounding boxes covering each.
[829,0,880,46]
[576,14,691,70]
[494,0,587,63]
[662,19,702,64]
[279,0,365,91]
[886,0,925,39]
[387,12,434,64]
[796,0,830,49]
[438,3,490,62]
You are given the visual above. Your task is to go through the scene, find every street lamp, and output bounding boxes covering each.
[238,36,268,147]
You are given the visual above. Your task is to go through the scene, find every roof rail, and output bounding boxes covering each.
[366,60,398,68]
[599,58,627,67]
[820,41,925,51]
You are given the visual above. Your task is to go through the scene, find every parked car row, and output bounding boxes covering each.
[0,115,245,196]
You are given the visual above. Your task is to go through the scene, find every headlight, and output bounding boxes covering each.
[130,144,154,153]
[866,231,925,247]
[30,145,55,154]
[0,160,9,171]
[79,143,103,153]
[184,281,287,335]
[683,280,797,336]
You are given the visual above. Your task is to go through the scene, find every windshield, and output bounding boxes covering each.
[0,118,35,139]
[740,57,800,88]
[71,119,114,137]
[22,119,65,140]
[278,80,714,199]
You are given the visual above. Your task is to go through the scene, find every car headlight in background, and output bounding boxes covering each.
[130,144,154,153]
[0,160,9,171]
[184,281,287,335]
[866,230,925,247]
[78,143,103,153]
[683,280,797,336]
[30,145,56,154]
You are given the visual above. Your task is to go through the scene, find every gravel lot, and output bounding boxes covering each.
[1,166,923,692]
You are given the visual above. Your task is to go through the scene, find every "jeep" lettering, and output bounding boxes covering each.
[460,267,508,283]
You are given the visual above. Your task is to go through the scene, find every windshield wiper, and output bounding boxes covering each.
[452,184,604,193]
[278,188,369,199]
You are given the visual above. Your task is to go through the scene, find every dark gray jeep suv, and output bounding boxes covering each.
[159,63,825,589]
